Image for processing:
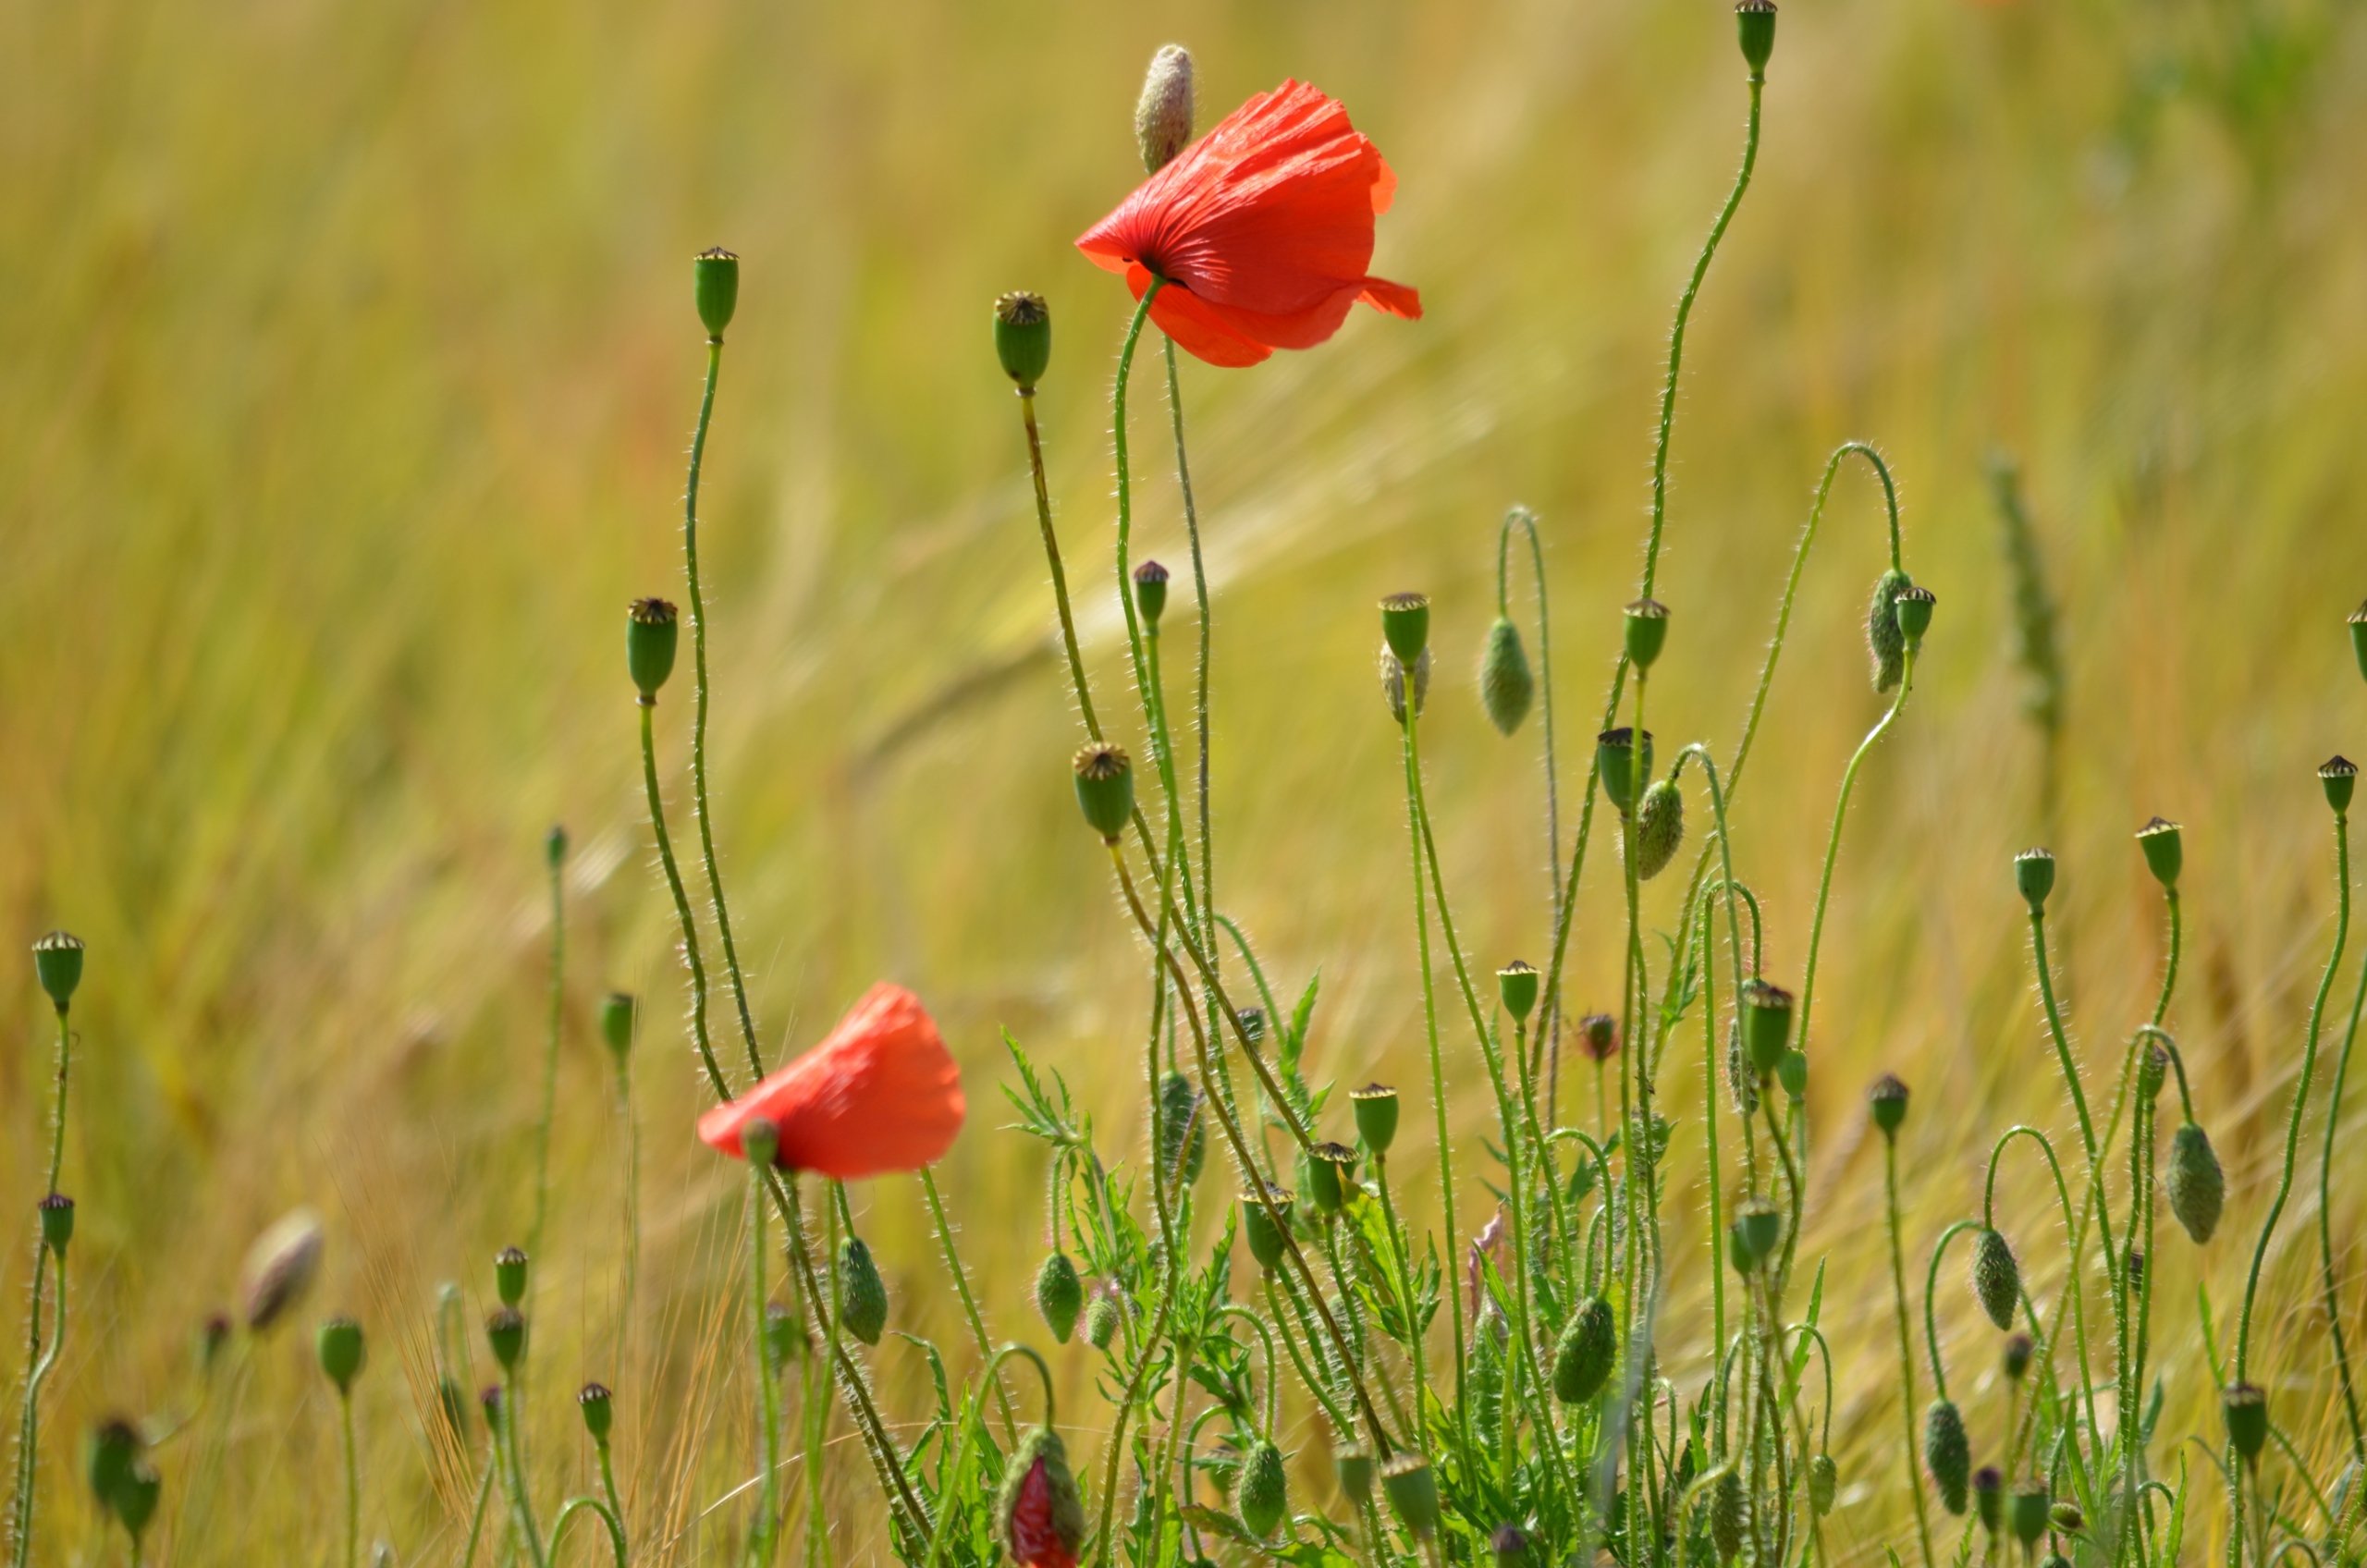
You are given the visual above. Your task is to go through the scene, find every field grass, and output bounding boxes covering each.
[6,0,2367,1561]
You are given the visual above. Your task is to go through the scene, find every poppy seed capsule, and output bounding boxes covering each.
[993,291,1052,390]
[37,1193,73,1257]
[316,1316,365,1394]
[1035,1252,1083,1343]
[1000,1427,1088,1568]
[1624,597,1671,672]
[1740,979,1794,1077]
[1134,44,1196,175]
[2009,1481,2051,1550]
[1735,0,1776,78]
[599,992,635,1062]
[1304,1142,1357,1214]
[494,1246,530,1308]
[1351,1084,1400,1155]
[1478,616,1535,736]
[1497,960,1539,1023]
[1870,1073,1909,1137]
[1072,743,1135,841]
[1552,1294,1617,1403]
[693,247,740,339]
[1634,778,1684,880]
[578,1382,613,1441]
[1380,1452,1441,1537]
[1894,582,1937,652]
[1925,1399,1970,1513]
[1809,1453,1838,1517]
[2323,755,2359,816]
[2003,1332,2034,1381]
[1381,642,1432,724]
[1711,1469,1748,1562]
[837,1236,888,1346]
[1380,592,1430,665]
[1156,1071,1207,1185]
[2167,1122,2225,1243]
[31,931,85,1011]
[1242,1193,1293,1272]
[1972,1227,2021,1330]
[1736,1198,1783,1268]
[1972,1466,2005,1535]
[1235,1439,1287,1538]
[2350,601,2367,683]
[86,1418,141,1520]
[2224,1383,2269,1464]
[1580,1012,1619,1062]
[2137,817,2183,889]
[1132,559,1170,629]
[1597,728,1654,814]
[1867,568,1913,692]
[1334,1444,1375,1503]
[627,597,680,702]
[2015,847,2056,914]
[485,1307,526,1371]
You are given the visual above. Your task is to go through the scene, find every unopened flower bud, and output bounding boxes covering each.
[1597,728,1654,814]
[2051,1499,2084,1535]
[1735,0,1776,78]
[1134,45,1196,174]
[2136,817,2182,889]
[2224,1383,2269,1464]
[1084,1292,1121,1350]
[485,1307,527,1371]
[837,1236,888,1346]
[994,291,1052,390]
[1711,1469,1747,1562]
[1242,1193,1293,1272]
[1740,979,1794,1077]
[1972,1227,2021,1330]
[1867,568,1913,692]
[1380,593,1430,665]
[494,1246,530,1308]
[37,1194,73,1257]
[1634,778,1684,880]
[1497,961,1539,1023]
[1579,1013,1619,1062]
[2003,1332,2033,1381]
[86,1418,142,1523]
[1072,744,1135,841]
[1035,1252,1083,1343]
[2323,755,2358,816]
[1156,1071,1207,1186]
[2015,847,2056,914]
[1870,1073,1909,1138]
[765,1302,803,1371]
[1734,1198,1782,1270]
[2350,601,2367,684]
[1235,1439,1287,1538]
[31,931,84,1011]
[1973,1466,2005,1535]
[578,1382,613,1441]
[1894,583,1936,652]
[627,598,680,702]
[1809,1453,1838,1517]
[1132,559,1170,629]
[479,1385,505,1435]
[599,991,635,1061]
[740,1116,780,1171]
[1624,598,1671,672]
[2167,1122,2225,1243]
[1478,617,1534,735]
[1351,1084,1400,1155]
[2138,1043,2169,1103]
[1925,1400,1970,1514]
[1552,1295,1616,1404]
[1000,1427,1088,1568]
[693,247,740,340]
[316,1316,365,1394]
[1380,1453,1441,1537]
[1777,1048,1809,1100]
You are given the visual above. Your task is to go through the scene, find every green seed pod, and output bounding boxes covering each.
[1870,1073,1909,1138]
[1084,1293,1120,1350]
[1727,1222,1756,1277]
[1809,1453,1838,1517]
[2350,602,2367,683]
[998,1427,1088,1568]
[485,1307,526,1372]
[1134,44,1196,174]
[2323,755,2358,816]
[1380,641,1431,724]
[37,1194,73,1258]
[764,1302,803,1370]
[2009,1480,2050,1550]
[1973,1467,2004,1535]
[1497,961,1539,1023]
[240,1207,325,1333]
[1242,1193,1293,1273]
[1711,1468,1747,1562]
[1035,1252,1083,1343]
[494,1246,530,1308]
[993,291,1052,390]
[1552,1294,1616,1403]
[1972,1228,2020,1330]
[114,1459,161,1540]
[1867,568,1913,692]
[627,597,681,702]
[837,1236,888,1346]
[1072,743,1135,841]
[1624,598,1672,672]
[740,1115,780,1172]
[2003,1332,2033,1381]
[1634,778,1684,880]
[1235,1439,1287,1538]
[1597,728,1655,814]
[576,1382,613,1441]
[1380,593,1431,666]
[2224,1383,2269,1464]
[1133,559,1170,631]
[693,247,740,339]
[1156,1071,1208,1186]
[1776,1048,1809,1101]
[1739,979,1794,1078]
[1924,1400,1970,1514]
[1304,1143,1357,1214]
[1380,1453,1441,1537]
[1737,1199,1784,1268]
[316,1316,366,1393]
[1351,1084,1400,1156]
[1334,1444,1375,1504]
[1478,616,1535,736]
[2166,1122,2225,1243]
[1894,582,1936,652]
[1735,0,1776,79]
[2136,817,2183,889]
[86,1417,141,1520]
[31,930,85,1011]
[2050,1499,2083,1535]
[2014,847,2056,914]
[1491,1524,1530,1568]
[599,992,636,1062]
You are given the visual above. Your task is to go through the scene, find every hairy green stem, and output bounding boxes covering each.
[638,701,732,1105]
[531,838,564,1265]
[919,1169,1016,1441]
[1885,1138,1939,1568]
[2315,901,2367,1471]
[751,1170,783,1567]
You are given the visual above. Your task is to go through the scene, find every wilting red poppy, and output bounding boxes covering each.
[697,983,964,1178]
[1075,80,1420,368]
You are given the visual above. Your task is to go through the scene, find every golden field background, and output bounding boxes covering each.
[6,0,2367,1560]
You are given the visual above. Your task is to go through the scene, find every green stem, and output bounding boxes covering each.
[1924,1220,1981,1399]
[8,1004,70,1568]
[752,1170,783,1567]
[2315,898,2367,1468]
[638,701,732,1104]
[597,1441,629,1563]
[531,839,564,1266]
[548,1496,630,1567]
[1016,388,1104,742]
[501,1369,549,1568]
[615,1057,639,1373]
[1499,506,1564,1062]
[1983,1125,2102,1453]
[458,1451,497,1568]
[1161,337,1214,976]
[7,1256,65,1568]
[340,1390,361,1568]
[919,1168,1017,1441]
[1886,1139,1939,1568]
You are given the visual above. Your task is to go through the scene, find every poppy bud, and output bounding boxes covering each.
[1727,1025,1760,1115]
[1867,569,1913,692]
[1735,1198,1782,1270]
[994,291,1052,391]
[2323,755,2358,816]
[1580,1012,1619,1062]
[87,1417,141,1520]
[1497,961,1539,1023]
[1334,1445,1375,1503]
[2003,1332,2033,1381]
[578,1382,613,1442]
[765,1302,803,1371]
[2136,817,2182,889]
[1035,1252,1083,1343]
[1478,617,1534,736]
[1381,643,1431,725]
[37,1193,73,1257]
[1735,0,1776,78]
[1235,1439,1287,1538]
[1972,1228,2020,1330]
[999,1427,1088,1568]
[316,1316,365,1394]
[2166,1122,2225,1243]
[2223,1383,2268,1464]
[1711,1469,1747,1562]
[31,930,84,1011]
[1156,1071,1208,1186]
[495,1246,530,1309]
[1380,593,1430,665]
[1236,1008,1267,1047]
[1491,1524,1531,1568]
[1972,1467,2004,1535]
[240,1208,325,1333]
[1776,1047,1809,1101]
[1304,1143,1357,1214]
[1894,583,1936,654]
[1351,1084,1400,1155]
[693,247,739,339]
[1634,778,1684,880]
[1739,979,1794,1077]
[2051,1500,2083,1535]
[739,1115,780,1173]
[1924,1400,1970,1513]
[627,598,680,702]
[1133,559,1170,630]
[485,1307,527,1372]
[1553,1294,1617,1404]
[1380,1453,1441,1537]
[1242,1193,1293,1273]
[1624,598,1671,673]
[115,1460,161,1541]
[2138,1043,2168,1104]
[2014,847,2056,914]
[480,1385,506,1435]
[1809,1453,1838,1517]
[837,1236,888,1346]
[2009,1480,2050,1550]
[1134,45,1196,175]
[2351,601,2367,683]
[1597,728,1654,813]
[1870,1073,1909,1138]
[1072,743,1135,841]
[1084,1293,1120,1350]
[599,992,635,1062]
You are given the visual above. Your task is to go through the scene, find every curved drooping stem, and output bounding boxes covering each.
[1983,1124,2101,1453]
[1923,1220,1981,1401]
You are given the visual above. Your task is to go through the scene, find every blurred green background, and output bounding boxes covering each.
[6,0,2367,1559]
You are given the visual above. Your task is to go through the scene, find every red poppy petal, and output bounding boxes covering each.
[1358,276,1422,320]
[1130,265,1271,367]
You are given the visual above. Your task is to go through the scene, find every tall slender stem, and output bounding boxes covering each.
[1016,388,1104,742]
[2315,905,2367,1471]
[500,1370,549,1568]
[531,837,564,1264]
[638,702,731,1104]
[340,1390,361,1568]
[1399,702,1468,1432]
[1499,507,1563,1068]
[751,1170,783,1567]
[1161,337,1214,974]
[1795,649,1916,1072]
[1883,1139,1937,1568]
[7,1002,71,1568]
[919,1169,1017,1441]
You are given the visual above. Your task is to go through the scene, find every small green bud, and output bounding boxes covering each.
[31,930,84,1011]
[1235,1439,1287,1538]
[1809,1453,1838,1517]
[1491,1524,1531,1568]
[2166,1122,2225,1243]
[1333,1444,1375,1504]
[1242,1193,1293,1272]
[1380,593,1430,666]
[1579,1012,1619,1062]
[2003,1332,2033,1381]
[316,1315,366,1393]
[694,247,740,339]
[1552,1294,1616,1404]
[1303,1142,1356,1215]
[545,823,567,870]
[1478,617,1534,736]
[1894,582,1936,651]
[1133,559,1170,630]
[1711,1468,1747,1562]
[764,1302,803,1370]
[2137,1043,2169,1103]
[627,598,680,702]
[479,1384,505,1435]
[998,1427,1088,1568]
[1072,743,1135,841]
[1972,1228,2020,1330]
[2137,817,2182,889]
[2350,601,2367,683]
[1350,1084,1400,1155]
[599,991,636,1061]
[1973,1466,2004,1535]
[494,1246,529,1308]
[1739,979,1794,1078]
[1155,1071,1207,1186]
[2014,847,2056,914]
[485,1307,527,1371]
[1035,1252,1083,1343]
[2050,1499,2083,1535]
[1381,642,1431,725]
[2224,1382,2269,1464]
[1776,1047,1809,1100]
[1634,778,1684,880]
[1236,1007,1266,1046]
[837,1236,888,1346]
[1735,0,1776,79]
[2009,1480,2050,1550]
[1870,1073,1909,1138]
[2323,755,2358,815]
[740,1115,780,1171]
[1735,1198,1782,1269]
[1134,45,1196,175]
[37,1193,73,1257]
[993,291,1051,390]
[115,1459,161,1541]
[1597,727,1654,814]
[1084,1293,1120,1350]
[1867,568,1912,692]
[1925,1400,1970,1514]
[1380,1453,1440,1537]
[578,1382,613,1441]
[87,1418,142,1522]
[1624,597,1671,672]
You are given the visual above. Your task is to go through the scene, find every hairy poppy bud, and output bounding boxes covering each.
[1635,778,1684,880]
[599,992,635,1062]
[2224,1383,2268,1464]
[1491,1524,1531,1568]
[1552,1294,1616,1403]
[2014,847,2056,914]
[1973,1467,2004,1535]
[2137,817,2182,889]
[2003,1332,2033,1381]
[2324,755,2358,816]
[1711,1469,1747,1562]
[1381,643,1432,725]
[1925,1400,1970,1513]
[994,291,1052,391]
[316,1316,365,1393]
[577,1382,614,1441]
[1134,45,1196,174]
[2051,1500,2083,1535]
[2138,1043,2169,1104]
[1380,593,1431,666]
[87,1418,141,1521]
[1084,1292,1120,1350]
[1035,1252,1083,1343]
[480,1384,506,1435]
[1478,617,1534,736]
[837,1236,888,1346]
[1304,1143,1356,1215]
[1580,1013,1619,1062]
[495,1246,530,1308]
[1740,980,1794,1077]
[1867,569,1913,692]
[485,1307,526,1372]
[31,931,84,1011]
[627,598,680,702]
[37,1193,73,1257]
[1236,1439,1287,1538]
[1352,1084,1400,1155]
[1773,1049,1808,1103]
[1156,1071,1207,1185]
[1735,1198,1783,1271]
[740,1116,780,1172]
[1381,1453,1441,1537]
[1598,728,1654,814]
[1072,744,1135,841]
[1242,1193,1293,1272]
[1735,0,1776,78]
[1624,598,1671,673]
[1972,1228,2020,1330]
[1870,1073,1909,1138]
[1133,559,1170,630]
[241,1208,325,1333]
[2351,601,2367,683]
[2167,1122,2225,1243]
[2009,1480,2050,1550]
[1809,1453,1838,1517]
[1000,1427,1088,1568]
[693,247,740,339]
[1497,961,1539,1023]
[765,1302,803,1371]
[1334,1445,1375,1503]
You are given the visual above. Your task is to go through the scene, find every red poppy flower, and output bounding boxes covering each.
[1076,80,1420,368]
[1007,1454,1075,1568]
[697,983,964,1179]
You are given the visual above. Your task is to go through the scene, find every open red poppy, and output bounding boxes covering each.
[1076,80,1420,368]
[697,983,964,1179]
